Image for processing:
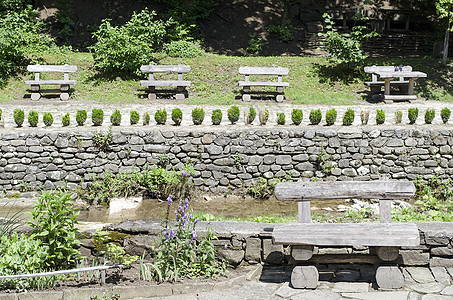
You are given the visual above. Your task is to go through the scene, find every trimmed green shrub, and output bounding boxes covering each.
[0,109,2,120]
[130,110,140,125]
[408,108,419,124]
[259,109,269,125]
[395,110,403,124]
[325,108,337,126]
[342,108,355,126]
[227,105,240,124]
[28,110,38,127]
[110,110,122,126]
[92,109,104,126]
[192,107,205,125]
[424,109,435,124]
[248,107,256,124]
[376,109,385,125]
[155,109,168,125]
[277,113,286,125]
[143,112,150,125]
[171,108,183,126]
[211,109,222,125]
[441,107,451,124]
[163,40,204,58]
[43,112,53,127]
[309,109,322,125]
[291,109,303,125]
[76,110,87,126]
[62,113,70,127]
[13,109,24,127]
[360,109,369,125]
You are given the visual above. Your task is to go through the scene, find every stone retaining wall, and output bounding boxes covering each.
[1,126,452,192]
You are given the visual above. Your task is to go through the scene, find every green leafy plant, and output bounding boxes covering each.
[76,110,87,126]
[425,108,435,124]
[360,109,369,125]
[227,105,240,124]
[309,109,322,125]
[441,107,451,124]
[376,109,385,125]
[192,107,205,125]
[92,126,113,151]
[155,109,168,125]
[259,109,269,125]
[143,112,150,125]
[43,112,54,127]
[163,40,204,58]
[28,190,81,269]
[277,112,286,125]
[291,109,303,125]
[325,108,337,126]
[110,110,122,126]
[395,110,403,124]
[247,177,284,199]
[267,20,293,42]
[130,110,140,125]
[342,108,355,126]
[211,109,222,125]
[248,107,256,124]
[0,108,2,120]
[62,113,70,127]
[408,108,419,124]
[28,110,39,127]
[246,33,263,55]
[92,109,104,126]
[13,109,24,127]
[0,201,24,239]
[93,231,138,268]
[171,108,182,126]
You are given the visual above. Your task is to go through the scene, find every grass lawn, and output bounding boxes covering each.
[0,52,452,105]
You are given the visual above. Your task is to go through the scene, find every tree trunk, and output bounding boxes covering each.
[442,24,450,66]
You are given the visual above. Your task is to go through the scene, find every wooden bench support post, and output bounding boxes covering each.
[375,266,404,290]
[31,84,41,101]
[376,246,399,261]
[292,245,314,261]
[291,265,318,289]
[175,86,185,100]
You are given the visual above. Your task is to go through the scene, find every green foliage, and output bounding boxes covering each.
[227,105,240,124]
[110,109,122,126]
[143,112,150,125]
[248,107,256,124]
[395,110,403,124]
[276,112,286,125]
[291,109,303,125]
[93,231,138,268]
[408,108,419,124]
[246,33,263,55]
[28,110,38,127]
[28,190,81,269]
[130,110,139,125]
[62,113,70,127]
[92,109,104,126]
[267,21,293,42]
[171,108,182,126]
[163,40,204,58]
[259,109,269,125]
[92,126,113,151]
[360,109,369,125]
[0,202,24,239]
[0,109,2,120]
[76,110,87,126]
[155,109,168,125]
[247,177,278,199]
[425,108,435,124]
[441,107,451,123]
[342,108,355,126]
[325,108,337,126]
[90,294,121,300]
[211,109,222,125]
[13,109,24,127]
[376,109,385,125]
[192,107,205,125]
[309,109,322,125]
[43,112,53,127]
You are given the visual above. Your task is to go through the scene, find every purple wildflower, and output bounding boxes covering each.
[181,170,188,177]
[167,195,173,206]
[194,218,199,225]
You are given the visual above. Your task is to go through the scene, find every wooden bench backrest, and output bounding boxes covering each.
[274,181,415,223]
[239,66,289,76]
[140,65,191,74]
[27,64,77,73]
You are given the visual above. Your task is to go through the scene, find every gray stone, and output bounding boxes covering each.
[431,267,452,285]
[293,154,309,161]
[206,144,223,155]
[262,239,283,264]
[217,248,244,266]
[405,282,445,294]
[341,291,409,300]
[245,238,261,263]
[406,267,436,283]
[441,285,453,296]
[295,162,315,171]
[421,295,453,300]
[17,291,63,300]
[431,246,453,257]
[397,250,430,266]
[291,289,343,300]
[430,257,453,267]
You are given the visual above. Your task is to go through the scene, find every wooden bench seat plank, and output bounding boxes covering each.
[274,181,415,202]
[140,80,191,87]
[383,95,417,101]
[140,65,190,73]
[238,81,289,87]
[272,223,420,247]
[239,66,288,75]
[27,65,77,73]
[365,81,410,86]
[25,80,77,85]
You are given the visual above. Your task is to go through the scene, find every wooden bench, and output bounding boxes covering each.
[140,65,191,100]
[24,64,77,101]
[364,65,412,94]
[238,66,289,102]
[272,181,419,290]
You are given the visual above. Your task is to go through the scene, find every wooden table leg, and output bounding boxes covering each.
[408,78,415,95]
[384,78,391,95]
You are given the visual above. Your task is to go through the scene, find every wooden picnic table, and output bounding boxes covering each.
[374,70,427,102]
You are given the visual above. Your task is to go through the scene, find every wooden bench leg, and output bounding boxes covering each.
[60,93,70,101]
[175,86,185,100]
[147,86,156,100]
[30,84,40,101]
[376,246,399,261]
[242,86,251,102]
[292,245,314,261]
[291,265,318,289]
[370,86,381,94]
[276,95,284,103]
[375,265,404,289]
[60,84,70,100]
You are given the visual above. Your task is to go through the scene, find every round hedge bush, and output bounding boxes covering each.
[212,109,222,125]
[441,107,451,124]
[424,109,435,124]
[259,109,269,125]
[376,109,385,125]
[408,108,419,124]
[227,105,240,124]
[248,107,256,124]
[43,112,54,127]
[325,108,337,126]
[28,110,39,127]
[171,108,182,126]
[76,110,87,126]
[291,109,303,125]
[309,109,322,125]
[110,110,122,126]
[155,109,167,125]
[143,112,150,125]
[14,109,24,127]
[62,113,70,127]
[192,107,205,125]
[277,113,285,125]
[92,109,104,126]
[395,110,403,124]
[342,108,355,126]
[130,110,140,125]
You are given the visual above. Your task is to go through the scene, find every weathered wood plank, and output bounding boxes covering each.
[365,81,410,86]
[291,266,318,289]
[238,81,289,87]
[298,201,311,223]
[239,66,289,75]
[379,199,392,223]
[274,181,415,202]
[272,223,420,247]
[140,80,191,87]
[364,65,412,73]
[376,246,399,261]
[382,95,417,101]
[27,65,77,73]
[140,65,190,73]
[25,80,77,85]
[375,266,404,289]
[309,254,379,264]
